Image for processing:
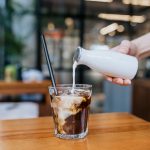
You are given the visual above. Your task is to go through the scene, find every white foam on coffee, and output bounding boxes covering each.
[53,95,84,121]
[58,108,71,121]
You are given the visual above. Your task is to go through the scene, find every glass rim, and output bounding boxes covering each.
[48,84,92,89]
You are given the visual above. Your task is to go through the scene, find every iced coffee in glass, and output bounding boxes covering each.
[49,84,92,139]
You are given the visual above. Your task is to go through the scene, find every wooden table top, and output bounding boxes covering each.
[0,113,150,150]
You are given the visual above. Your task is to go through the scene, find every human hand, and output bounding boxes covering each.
[105,40,134,86]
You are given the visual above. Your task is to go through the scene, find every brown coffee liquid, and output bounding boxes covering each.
[51,93,91,135]
[62,95,91,134]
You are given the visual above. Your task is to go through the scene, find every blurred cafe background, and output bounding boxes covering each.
[0,0,150,120]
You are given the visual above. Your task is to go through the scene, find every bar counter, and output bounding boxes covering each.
[0,113,150,150]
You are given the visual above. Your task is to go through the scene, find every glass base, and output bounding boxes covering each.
[55,128,88,139]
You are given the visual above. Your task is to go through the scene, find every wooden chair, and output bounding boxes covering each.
[0,80,52,116]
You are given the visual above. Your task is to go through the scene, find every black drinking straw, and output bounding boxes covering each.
[41,34,58,95]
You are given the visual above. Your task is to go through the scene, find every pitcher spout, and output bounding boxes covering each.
[73,46,82,62]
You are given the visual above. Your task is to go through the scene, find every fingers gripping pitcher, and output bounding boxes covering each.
[73,47,138,80]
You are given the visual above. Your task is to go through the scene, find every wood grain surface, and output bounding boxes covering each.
[0,113,150,150]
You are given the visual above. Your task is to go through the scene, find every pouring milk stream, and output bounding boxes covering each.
[72,46,138,92]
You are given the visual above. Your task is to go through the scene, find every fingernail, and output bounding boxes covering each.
[124,80,131,85]
[113,78,123,84]
[107,77,112,82]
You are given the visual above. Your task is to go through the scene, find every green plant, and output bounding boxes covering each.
[0,1,24,57]
[0,0,36,62]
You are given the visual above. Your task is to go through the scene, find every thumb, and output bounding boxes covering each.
[118,40,131,54]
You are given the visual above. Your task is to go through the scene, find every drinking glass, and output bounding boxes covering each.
[49,84,92,139]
